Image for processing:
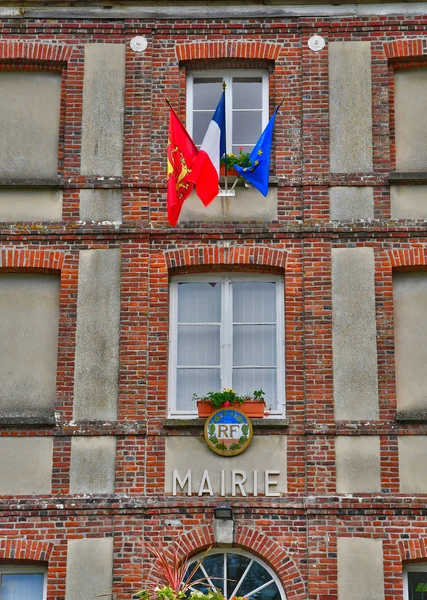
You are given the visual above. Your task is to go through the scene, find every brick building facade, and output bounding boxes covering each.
[1,1,427,599]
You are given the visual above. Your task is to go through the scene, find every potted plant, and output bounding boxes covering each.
[132,544,215,600]
[220,147,251,176]
[193,388,267,418]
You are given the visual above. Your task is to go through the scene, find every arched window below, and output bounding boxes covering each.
[186,548,286,600]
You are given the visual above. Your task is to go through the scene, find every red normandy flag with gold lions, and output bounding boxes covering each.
[167,104,198,226]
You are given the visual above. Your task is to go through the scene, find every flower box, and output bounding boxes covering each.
[196,400,265,419]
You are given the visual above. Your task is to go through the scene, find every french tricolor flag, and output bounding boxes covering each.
[189,91,226,206]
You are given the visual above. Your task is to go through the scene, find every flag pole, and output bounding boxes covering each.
[222,81,228,194]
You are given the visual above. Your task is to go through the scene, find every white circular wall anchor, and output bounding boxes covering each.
[308,35,326,52]
[130,36,148,53]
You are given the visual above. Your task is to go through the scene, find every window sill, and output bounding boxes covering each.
[162,417,289,431]
[388,172,427,185]
[396,411,427,422]
[0,178,63,188]
[0,415,56,426]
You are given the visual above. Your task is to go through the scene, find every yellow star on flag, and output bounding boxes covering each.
[257,149,263,156]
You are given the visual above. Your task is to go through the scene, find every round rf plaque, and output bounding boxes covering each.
[204,408,253,457]
[130,36,148,53]
[308,35,326,52]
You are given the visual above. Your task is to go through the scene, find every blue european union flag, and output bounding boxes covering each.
[233,105,280,197]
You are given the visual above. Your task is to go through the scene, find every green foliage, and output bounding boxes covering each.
[134,544,212,600]
[193,388,265,409]
[188,590,226,600]
[220,148,251,170]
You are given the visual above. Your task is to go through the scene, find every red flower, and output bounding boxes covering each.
[224,401,231,407]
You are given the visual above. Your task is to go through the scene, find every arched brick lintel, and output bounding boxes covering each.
[388,248,427,269]
[145,524,305,600]
[0,539,53,562]
[0,41,72,63]
[176,41,281,62]
[0,249,65,272]
[384,38,425,59]
[399,538,427,562]
[235,525,306,599]
[164,245,287,271]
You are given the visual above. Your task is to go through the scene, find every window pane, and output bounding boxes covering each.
[232,144,254,155]
[193,78,223,110]
[233,282,276,323]
[200,555,224,594]
[177,325,220,366]
[233,368,276,408]
[227,554,251,597]
[236,558,274,597]
[192,112,214,147]
[178,282,221,323]
[186,552,284,600]
[232,111,262,146]
[233,325,276,366]
[177,368,221,411]
[232,77,263,109]
[408,572,427,600]
[250,582,281,600]
[1,573,44,600]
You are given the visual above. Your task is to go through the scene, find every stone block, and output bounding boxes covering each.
[330,187,374,221]
[81,44,126,176]
[165,436,286,496]
[336,436,381,493]
[0,438,53,495]
[70,437,116,494]
[332,248,379,420]
[180,186,277,222]
[393,271,427,411]
[65,537,114,600]
[79,189,122,222]
[395,68,427,172]
[329,42,373,173]
[0,189,62,222]
[390,186,427,219]
[0,273,59,420]
[73,249,121,421]
[338,537,384,600]
[0,71,61,179]
[399,436,427,493]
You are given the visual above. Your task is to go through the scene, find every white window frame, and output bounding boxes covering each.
[186,69,269,153]
[186,548,287,600]
[168,273,285,418]
[403,562,427,600]
[0,564,47,600]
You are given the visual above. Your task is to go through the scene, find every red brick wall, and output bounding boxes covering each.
[1,10,427,600]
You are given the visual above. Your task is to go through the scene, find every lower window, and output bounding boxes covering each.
[404,563,427,600]
[168,274,285,417]
[186,548,286,600]
[0,565,46,600]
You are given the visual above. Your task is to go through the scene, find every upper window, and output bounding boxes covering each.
[0,565,46,600]
[168,274,285,417]
[185,548,286,600]
[394,67,427,172]
[186,70,269,154]
[0,273,60,423]
[0,71,61,180]
[393,271,427,413]
[404,563,427,600]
